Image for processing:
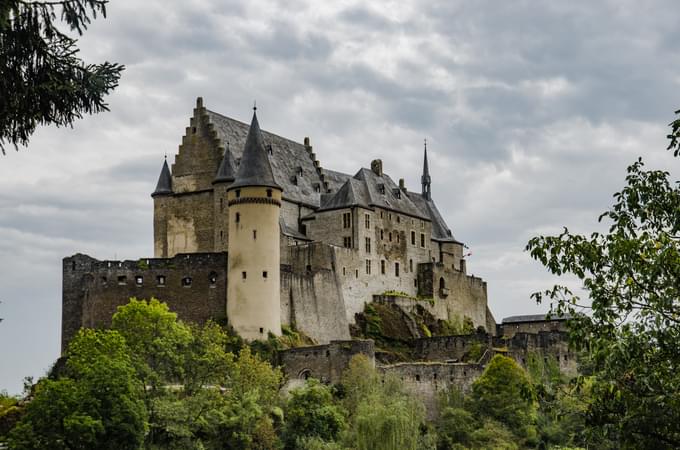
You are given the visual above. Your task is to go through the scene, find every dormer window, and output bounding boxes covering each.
[313,183,321,193]
[297,166,303,176]
[267,144,273,156]
[378,184,385,195]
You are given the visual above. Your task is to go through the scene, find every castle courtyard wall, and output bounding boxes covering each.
[62,253,227,352]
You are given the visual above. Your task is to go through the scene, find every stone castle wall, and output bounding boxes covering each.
[62,253,227,352]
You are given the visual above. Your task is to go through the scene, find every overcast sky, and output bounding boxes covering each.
[1,0,679,394]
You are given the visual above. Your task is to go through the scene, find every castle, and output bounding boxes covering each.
[62,98,573,406]
[63,97,494,348]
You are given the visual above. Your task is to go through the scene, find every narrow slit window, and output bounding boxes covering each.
[263,271,268,278]
[242,271,247,279]
[253,230,257,240]
[157,275,166,286]
[235,212,240,223]
[395,262,400,277]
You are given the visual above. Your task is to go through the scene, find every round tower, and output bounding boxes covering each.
[226,108,282,340]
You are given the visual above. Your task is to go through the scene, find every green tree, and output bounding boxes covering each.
[283,379,347,449]
[469,354,536,441]
[7,329,146,450]
[527,156,680,448]
[0,0,123,153]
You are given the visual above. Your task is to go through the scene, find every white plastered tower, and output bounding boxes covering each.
[226,109,282,340]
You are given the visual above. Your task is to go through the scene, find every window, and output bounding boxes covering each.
[342,212,351,228]
[381,260,386,274]
[235,189,241,198]
[397,216,401,223]
[396,233,400,243]
[101,276,107,285]
[209,272,218,285]
[266,189,272,198]
[157,275,166,286]
[380,229,384,240]
[355,269,359,278]
[365,214,370,229]
[380,210,384,218]
[421,221,425,229]
[253,230,257,240]
[420,233,425,247]
[365,237,371,253]
[263,271,268,278]
[395,262,400,277]
[365,259,371,274]
[414,278,417,287]
[411,231,416,245]
[259,327,264,334]
[409,259,413,272]
[439,277,446,290]
[182,277,192,287]
[342,267,346,276]
[388,213,392,221]
[343,236,352,248]
[220,198,224,212]
[135,276,143,286]
[220,230,223,241]
[242,271,247,279]
[117,275,127,285]
[388,232,392,242]
[235,212,240,223]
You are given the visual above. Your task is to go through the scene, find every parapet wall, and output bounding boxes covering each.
[279,339,375,384]
[62,252,227,352]
[412,332,491,362]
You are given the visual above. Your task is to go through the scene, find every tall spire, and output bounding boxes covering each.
[213,143,236,183]
[152,157,172,197]
[228,109,281,190]
[421,139,431,200]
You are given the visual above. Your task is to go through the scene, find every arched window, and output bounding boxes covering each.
[299,369,312,380]
[439,277,445,290]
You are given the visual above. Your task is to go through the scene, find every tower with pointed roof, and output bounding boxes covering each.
[226,108,283,340]
[213,145,236,252]
[152,158,173,257]
[421,140,431,201]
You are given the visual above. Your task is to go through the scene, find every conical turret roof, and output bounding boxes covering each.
[151,158,172,197]
[213,145,236,183]
[229,110,281,190]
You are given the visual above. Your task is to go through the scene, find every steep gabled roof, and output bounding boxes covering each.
[354,168,428,219]
[151,159,172,197]
[229,111,281,190]
[206,110,326,205]
[317,178,370,211]
[407,191,458,242]
[213,145,236,183]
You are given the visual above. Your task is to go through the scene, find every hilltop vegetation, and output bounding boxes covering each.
[1,297,591,450]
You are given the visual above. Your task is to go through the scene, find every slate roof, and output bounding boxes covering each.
[229,111,281,190]
[213,145,236,183]
[279,217,311,241]
[151,159,172,196]
[502,314,571,324]
[407,191,458,242]
[206,110,323,206]
[316,168,430,220]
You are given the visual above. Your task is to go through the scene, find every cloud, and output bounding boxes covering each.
[1,0,679,394]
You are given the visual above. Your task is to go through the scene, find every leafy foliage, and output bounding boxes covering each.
[527,157,680,448]
[0,0,124,153]
[283,379,347,449]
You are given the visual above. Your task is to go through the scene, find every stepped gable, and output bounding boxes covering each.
[407,191,458,242]
[206,110,323,205]
[151,159,172,196]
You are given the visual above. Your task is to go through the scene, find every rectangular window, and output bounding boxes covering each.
[242,271,247,279]
[420,233,425,247]
[342,212,351,229]
[395,262,400,277]
[253,230,257,240]
[380,229,384,240]
[381,260,386,274]
[365,259,371,275]
[343,236,352,248]
[411,231,416,245]
[365,237,371,253]
[263,271,268,278]
[380,210,384,218]
[365,214,370,229]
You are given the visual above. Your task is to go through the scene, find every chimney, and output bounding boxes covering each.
[399,178,405,190]
[371,159,383,176]
[304,137,310,147]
